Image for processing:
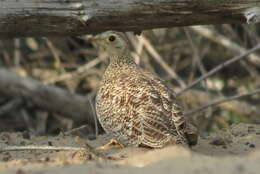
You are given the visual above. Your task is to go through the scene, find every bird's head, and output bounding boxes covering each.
[92,31,130,59]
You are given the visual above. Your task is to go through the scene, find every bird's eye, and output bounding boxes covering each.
[108,35,116,42]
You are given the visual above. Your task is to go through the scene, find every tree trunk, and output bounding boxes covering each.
[0,0,260,38]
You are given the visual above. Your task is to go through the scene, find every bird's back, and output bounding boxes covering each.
[96,60,189,147]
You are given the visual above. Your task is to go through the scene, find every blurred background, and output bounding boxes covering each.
[0,24,260,138]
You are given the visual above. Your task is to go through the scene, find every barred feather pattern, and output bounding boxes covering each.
[96,58,189,148]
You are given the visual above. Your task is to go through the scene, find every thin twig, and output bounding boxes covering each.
[184,88,260,115]
[0,145,86,152]
[45,38,64,73]
[44,55,107,84]
[45,38,78,92]
[87,96,98,137]
[190,26,260,66]
[14,39,21,66]
[184,28,207,80]
[184,28,214,118]
[127,33,144,65]
[64,125,90,136]
[191,25,260,88]
[138,35,187,88]
[177,43,260,95]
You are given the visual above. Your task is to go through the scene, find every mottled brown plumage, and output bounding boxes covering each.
[94,31,196,148]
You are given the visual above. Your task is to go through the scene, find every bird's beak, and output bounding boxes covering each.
[89,35,106,51]
[90,35,102,43]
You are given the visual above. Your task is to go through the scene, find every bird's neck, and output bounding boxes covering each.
[102,55,137,80]
[108,49,136,67]
[109,55,135,66]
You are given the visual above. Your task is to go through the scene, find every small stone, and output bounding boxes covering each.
[249,144,255,148]
[245,142,250,145]
[222,145,227,149]
[2,153,10,162]
[48,141,53,146]
[248,126,255,133]
[20,141,26,145]
[210,138,226,146]
[22,131,30,140]
[16,169,26,174]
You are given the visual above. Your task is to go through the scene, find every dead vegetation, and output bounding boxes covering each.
[0,24,260,139]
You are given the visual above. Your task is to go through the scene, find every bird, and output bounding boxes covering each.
[93,31,197,148]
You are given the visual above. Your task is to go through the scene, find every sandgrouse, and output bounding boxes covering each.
[94,31,197,148]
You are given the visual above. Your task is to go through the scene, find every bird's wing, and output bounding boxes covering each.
[142,71,199,146]
[118,72,180,147]
[141,71,190,144]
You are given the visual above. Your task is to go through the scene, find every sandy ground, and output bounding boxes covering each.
[0,123,260,174]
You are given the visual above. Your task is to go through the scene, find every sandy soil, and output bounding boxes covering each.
[1,123,260,174]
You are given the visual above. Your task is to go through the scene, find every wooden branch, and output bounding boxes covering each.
[177,43,260,95]
[184,88,260,115]
[0,69,96,124]
[0,0,260,38]
[180,90,260,117]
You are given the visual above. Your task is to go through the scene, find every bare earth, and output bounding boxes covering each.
[1,123,260,174]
